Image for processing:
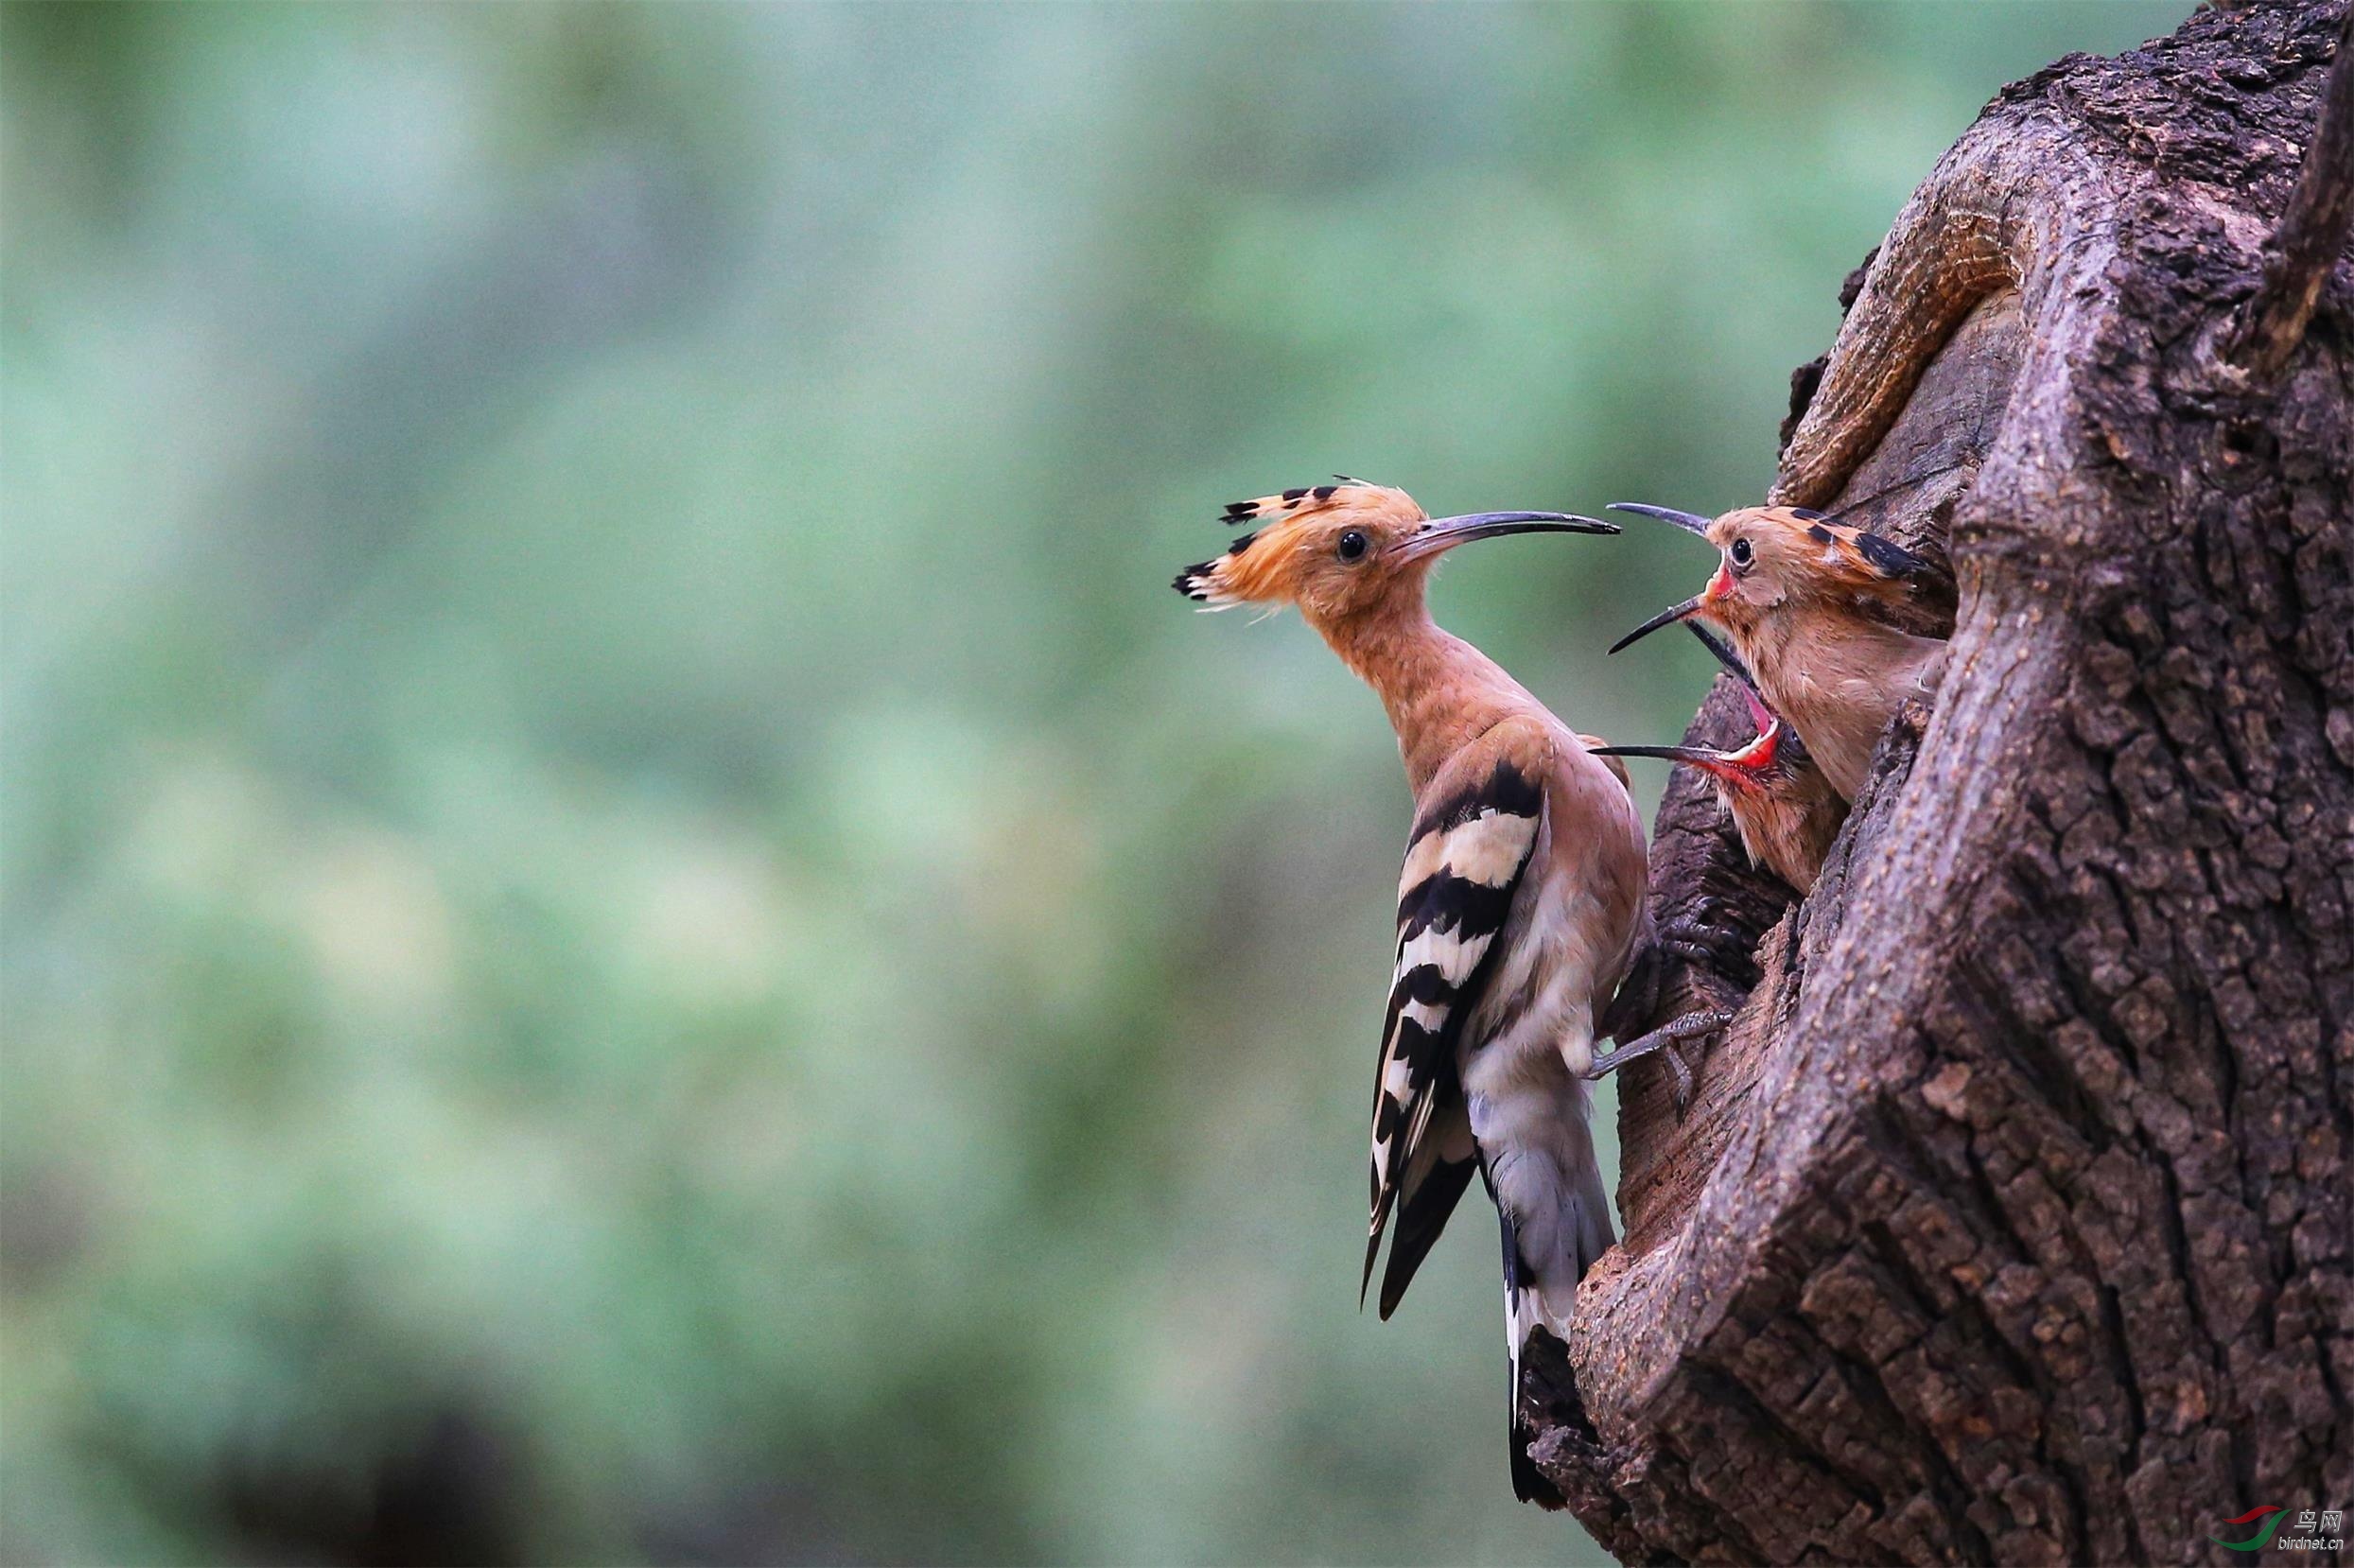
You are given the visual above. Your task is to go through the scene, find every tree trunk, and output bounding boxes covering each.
[1530,3,2354,1561]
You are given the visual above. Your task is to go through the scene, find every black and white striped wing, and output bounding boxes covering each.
[1361,757,1544,1315]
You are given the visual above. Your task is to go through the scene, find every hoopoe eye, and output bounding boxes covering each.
[1336,530,1369,563]
[1730,538,1754,569]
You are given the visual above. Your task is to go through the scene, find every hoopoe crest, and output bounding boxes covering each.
[1177,479,1613,629]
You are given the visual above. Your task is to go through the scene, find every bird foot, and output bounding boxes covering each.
[1598,908,1757,1043]
[1587,1007,1735,1115]
[1652,913,1759,989]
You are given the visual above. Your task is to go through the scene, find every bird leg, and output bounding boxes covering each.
[1586,1006,1735,1110]
[1594,905,1752,1115]
[1597,906,1755,1046]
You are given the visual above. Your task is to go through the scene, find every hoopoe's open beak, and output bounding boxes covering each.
[1589,739,1752,784]
[1685,622,1777,733]
[1392,511,1617,564]
[1604,502,1721,653]
[1595,620,1786,783]
[1593,725,1782,784]
[1607,595,1705,654]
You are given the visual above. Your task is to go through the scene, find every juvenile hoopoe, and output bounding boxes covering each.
[1592,623,1845,895]
[1175,479,1695,1507]
[1605,503,1947,801]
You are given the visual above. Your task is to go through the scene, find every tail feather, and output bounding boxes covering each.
[1511,1414,1568,1509]
[1494,1202,1569,1509]
[1512,1327,1579,1510]
[1487,1118,1614,1507]
[1560,1133,1615,1285]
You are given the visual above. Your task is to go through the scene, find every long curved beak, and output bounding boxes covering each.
[1589,741,1718,766]
[1607,502,1715,536]
[1590,740,1752,785]
[1685,621,1752,685]
[1686,623,1776,732]
[1607,594,1703,654]
[1393,511,1617,564]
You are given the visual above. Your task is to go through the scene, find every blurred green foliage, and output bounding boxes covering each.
[3,4,2184,1563]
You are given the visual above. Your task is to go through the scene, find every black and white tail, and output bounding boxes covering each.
[1491,1118,1613,1508]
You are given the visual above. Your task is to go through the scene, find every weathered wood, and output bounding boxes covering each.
[2233,4,2354,380]
[1536,4,2354,1560]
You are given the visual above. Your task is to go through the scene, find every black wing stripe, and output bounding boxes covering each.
[1365,758,1544,1312]
[1378,1145,1475,1318]
[1855,529,1928,579]
[1409,760,1543,843]
[1397,872,1518,943]
[1386,962,1454,1012]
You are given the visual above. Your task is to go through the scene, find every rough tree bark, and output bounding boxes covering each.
[1528,4,2354,1562]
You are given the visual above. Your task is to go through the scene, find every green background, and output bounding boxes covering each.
[2,4,2185,1562]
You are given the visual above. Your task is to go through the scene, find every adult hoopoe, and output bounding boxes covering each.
[1604,503,1947,801]
[1592,623,1846,895]
[1175,479,1695,1507]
